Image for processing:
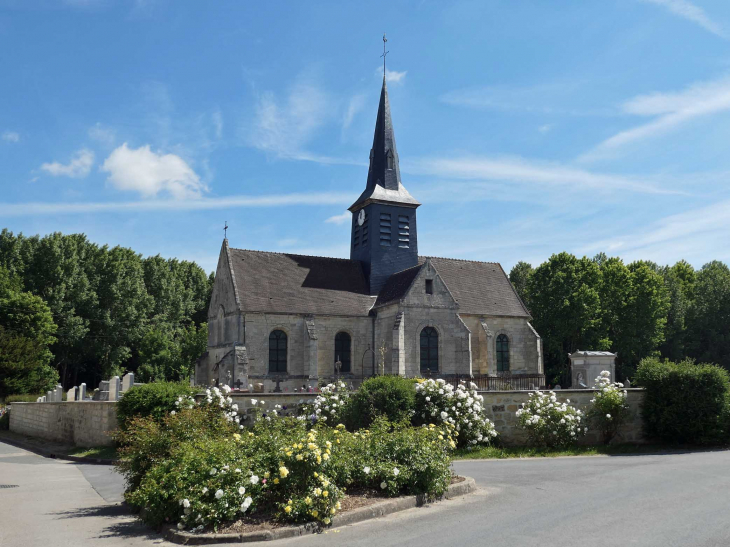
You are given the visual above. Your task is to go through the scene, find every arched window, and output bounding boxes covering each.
[420,327,439,372]
[496,334,510,372]
[334,332,351,373]
[217,306,225,344]
[269,330,287,373]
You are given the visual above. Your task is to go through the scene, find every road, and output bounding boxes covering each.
[1,440,729,547]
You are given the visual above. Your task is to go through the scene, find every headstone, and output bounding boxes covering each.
[54,384,63,402]
[78,383,87,400]
[254,383,264,393]
[109,376,121,401]
[46,390,53,402]
[67,387,77,402]
[625,378,631,388]
[122,373,134,392]
[36,397,42,403]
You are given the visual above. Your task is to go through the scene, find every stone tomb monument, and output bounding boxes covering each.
[569,350,616,388]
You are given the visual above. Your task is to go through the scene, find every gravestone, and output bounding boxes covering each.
[46,390,53,402]
[109,376,121,401]
[568,350,616,388]
[122,373,134,392]
[67,387,77,402]
[78,383,87,400]
[94,380,110,401]
[54,384,63,402]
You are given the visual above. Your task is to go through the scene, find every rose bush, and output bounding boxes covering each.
[413,379,498,448]
[516,390,587,447]
[587,371,630,444]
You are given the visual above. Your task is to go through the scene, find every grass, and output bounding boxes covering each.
[452,443,727,460]
[65,445,119,460]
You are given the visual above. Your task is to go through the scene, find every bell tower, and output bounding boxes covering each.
[349,75,420,295]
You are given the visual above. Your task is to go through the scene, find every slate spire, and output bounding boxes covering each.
[348,75,419,211]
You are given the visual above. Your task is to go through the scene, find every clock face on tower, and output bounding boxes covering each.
[357,209,365,226]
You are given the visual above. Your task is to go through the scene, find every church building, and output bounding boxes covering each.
[196,76,543,390]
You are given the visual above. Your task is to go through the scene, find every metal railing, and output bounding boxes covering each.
[444,374,546,391]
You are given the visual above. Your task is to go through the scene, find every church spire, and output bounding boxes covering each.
[348,74,419,212]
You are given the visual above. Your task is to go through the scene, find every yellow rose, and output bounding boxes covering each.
[312,510,318,518]
[336,501,341,509]
[264,472,270,479]
[305,497,312,505]
[317,456,322,464]
[323,517,331,524]
[330,508,336,515]
[274,478,279,484]
[296,454,303,461]
[314,472,319,478]
[322,491,328,498]
[322,454,329,461]
[279,466,289,478]
[285,451,292,457]
[284,506,292,514]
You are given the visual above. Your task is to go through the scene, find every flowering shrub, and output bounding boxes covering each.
[302,381,349,426]
[587,371,629,444]
[413,379,497,447]
[516,391,587,447]
[117,381,197,426]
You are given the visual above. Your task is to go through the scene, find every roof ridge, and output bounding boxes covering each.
[420,255,500,266]
[230,247,357,263]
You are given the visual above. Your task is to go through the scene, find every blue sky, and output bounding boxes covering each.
[2,0,730,274]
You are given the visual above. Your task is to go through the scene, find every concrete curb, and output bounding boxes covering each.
[0,432,119,465]
[165,477,477,544]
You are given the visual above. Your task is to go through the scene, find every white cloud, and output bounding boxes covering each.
[375,67,407,84]
[577,198,730,264]
[641,0,725,38]
[40,148,94,178]
[407,155,679,195]
[88,123,116,145]
[538,124,552,134]
[2,131,19,143]
[212,110,223,140]
[342,94,366,131]
[101,143,207,199]
[250,78,329,159]
[0,191,354,217]
[325,211,351,225]
[580,75,730,161]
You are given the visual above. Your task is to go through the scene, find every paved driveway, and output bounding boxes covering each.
[1,440,729,547]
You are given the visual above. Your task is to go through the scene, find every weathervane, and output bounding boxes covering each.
[381,33,389,77]
[224,221,228,239]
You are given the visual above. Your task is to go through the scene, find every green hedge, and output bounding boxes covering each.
[344,376,416,430]
[4,394,44,404]
[635,357,730,444]
[116,382,196,427]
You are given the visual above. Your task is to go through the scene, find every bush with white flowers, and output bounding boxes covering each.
[414,379,497,447]
[304,381,350,426]
[587,371,630,444]
[516,390,587,447]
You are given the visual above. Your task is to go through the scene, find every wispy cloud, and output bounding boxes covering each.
[88,123,116,145]
[325,211,350,225]
[342,94,366,132]
[40,148,94,178]
[576,198,730,263]
[2,131,20,143]
[538,124,552,134]
[0,192,355,217]
[101,143,207,199]
[640,0,725,38]
[376,68,407,84]
[580,75,730,161]
[406,155,680,195]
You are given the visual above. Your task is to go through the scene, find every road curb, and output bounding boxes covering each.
[165,477,478,544]
[0,433,119,465]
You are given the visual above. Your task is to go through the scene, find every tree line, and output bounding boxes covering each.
[510,252,730,385]
[0,230,213,397]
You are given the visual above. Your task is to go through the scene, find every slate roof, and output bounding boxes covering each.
[422,257,531,318]
[228,248,375,316]
[373,264,423,308]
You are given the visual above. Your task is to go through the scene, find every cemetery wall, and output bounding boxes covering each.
[9,402,117,447]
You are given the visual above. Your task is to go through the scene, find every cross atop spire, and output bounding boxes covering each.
[381,33,389,78]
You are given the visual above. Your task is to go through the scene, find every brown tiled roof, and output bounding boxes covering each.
[421,257,531,318]
[228,249,375,316]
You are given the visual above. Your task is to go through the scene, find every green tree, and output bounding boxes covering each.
[527,253,608,385]
[659,261,696,362]
[686,261,730,370]
[509,261,533,309]
[137,323,208,382]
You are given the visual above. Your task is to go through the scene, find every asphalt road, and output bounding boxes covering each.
[1,440,729,547]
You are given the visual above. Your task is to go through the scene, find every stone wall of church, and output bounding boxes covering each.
[461,315,542,375]
[313,315,373,378]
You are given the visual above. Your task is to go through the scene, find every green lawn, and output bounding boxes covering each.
[453,443,727,460]
[65,445,119,460]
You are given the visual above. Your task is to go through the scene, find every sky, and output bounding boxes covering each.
[1,0,730,275]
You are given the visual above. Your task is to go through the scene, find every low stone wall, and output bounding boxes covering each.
[479,388,646,445]
[9,402,118,447]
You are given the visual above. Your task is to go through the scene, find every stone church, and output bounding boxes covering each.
[196,76,543,390]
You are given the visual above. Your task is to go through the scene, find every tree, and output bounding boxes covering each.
[136,323,208,383]
[509,261,533,309]
[686,261,730,370]
[659,261,696,363]
[527,253,608,385]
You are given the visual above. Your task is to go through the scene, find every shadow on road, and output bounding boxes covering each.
[49,504,164,542]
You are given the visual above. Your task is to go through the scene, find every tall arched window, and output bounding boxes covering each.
[496,334,510,372]
[269,330,287,373]
[334,332,351,373]
[420,327,439,372]
[217,306,225,345]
